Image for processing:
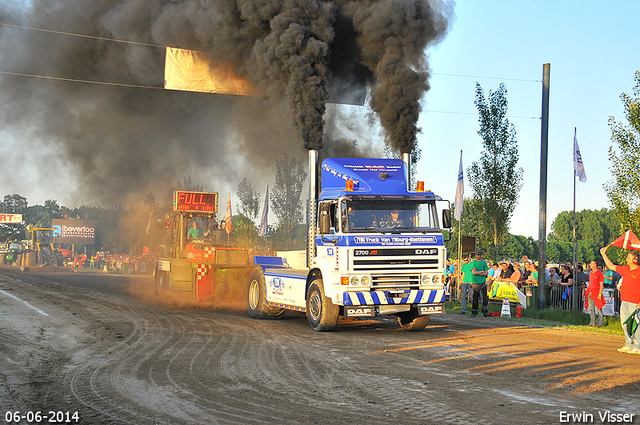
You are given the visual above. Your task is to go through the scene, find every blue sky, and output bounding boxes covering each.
[414,0,640,238]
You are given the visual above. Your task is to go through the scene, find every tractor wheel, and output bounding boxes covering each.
[306,278,339,332]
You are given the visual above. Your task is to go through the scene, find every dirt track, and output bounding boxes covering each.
[1,266,638,425]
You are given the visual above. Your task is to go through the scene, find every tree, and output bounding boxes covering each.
[549,208,619,248]
[230,213,259,247]
[446,198,492,258]
[468,82,523,259]
[176,176,204,191]
[502,234,537,262]
[271,154,307,248]
[604,70,640,242]
[0,194,28,240]
[546,240,572,264]
[236,178,261,221]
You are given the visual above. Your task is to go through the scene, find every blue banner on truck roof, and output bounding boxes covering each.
[320,158,414,199]
[316,234,442,247]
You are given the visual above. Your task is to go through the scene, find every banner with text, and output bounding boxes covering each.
[52,219,97,245]
[0,214,22,223]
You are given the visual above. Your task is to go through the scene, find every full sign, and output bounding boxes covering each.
[174,191,218,213]
[0,214,22,223]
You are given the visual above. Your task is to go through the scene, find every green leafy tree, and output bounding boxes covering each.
[604,70,640,238]
[468,82,523,259]
[446,198,492,259]
[0,194,28,240]
[502,234,537,262]
[548,208,620,262]
[271,155,307,250]
[236,178,261,221]
[546,239,573,264]
[230,213,259,247]
[26,199,64,228]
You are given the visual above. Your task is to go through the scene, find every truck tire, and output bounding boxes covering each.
[397,310,430,331]
[155,269,168,294]
[306,278,339,332]
[247,267,284,319]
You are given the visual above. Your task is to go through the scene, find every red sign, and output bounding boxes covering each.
[185,244,204,262]
[174,191,218,213]
[0,214,22,223]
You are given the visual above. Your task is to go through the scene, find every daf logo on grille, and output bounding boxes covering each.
[415,249,435,255]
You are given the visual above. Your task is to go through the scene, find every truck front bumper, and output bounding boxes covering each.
[342,289,446,306]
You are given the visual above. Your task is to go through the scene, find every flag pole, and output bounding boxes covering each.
[457,218,462,302]
[572,127,578,309]
[454,150,464,303]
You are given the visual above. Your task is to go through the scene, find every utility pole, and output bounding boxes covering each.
[537,63,550,309]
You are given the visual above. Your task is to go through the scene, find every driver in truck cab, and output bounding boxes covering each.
[389,210,403,227]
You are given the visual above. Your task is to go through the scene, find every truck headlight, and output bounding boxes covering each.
[361,275,370,286]
[432,275,441,284]
[422,274,430,284]
[350,276,359,286]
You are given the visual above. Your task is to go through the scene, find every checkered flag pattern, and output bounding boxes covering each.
[196,264,211,281]
[204,247,215,261]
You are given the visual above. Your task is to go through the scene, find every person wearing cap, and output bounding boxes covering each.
[470,250,490,317]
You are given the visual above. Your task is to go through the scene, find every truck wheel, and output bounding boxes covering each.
[306,279,339,332]
[247,267,284,319]
[155,270,168,294]
[397,310,430,331]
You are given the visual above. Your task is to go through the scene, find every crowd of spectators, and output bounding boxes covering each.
[445,254,622,313]
[70,252,153,274]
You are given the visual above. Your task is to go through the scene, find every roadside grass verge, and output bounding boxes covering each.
[445,300,624,336]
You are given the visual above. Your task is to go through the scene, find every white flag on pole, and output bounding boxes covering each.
[573,128,587,183]
[258,185,269,237]
[454,150,464,221]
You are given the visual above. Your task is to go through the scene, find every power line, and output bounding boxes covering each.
[0,22,165,48]
[0,70,164,90]
[1,22,543,84]
[0,22,542,115]
[425,109,540,120]
[433,72,541,83]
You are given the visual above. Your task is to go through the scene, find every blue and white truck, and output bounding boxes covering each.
[247,155,452,331]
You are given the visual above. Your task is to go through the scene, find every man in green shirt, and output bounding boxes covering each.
[460,255,473,314]
[187,221,210,239]
[470,250,490,317]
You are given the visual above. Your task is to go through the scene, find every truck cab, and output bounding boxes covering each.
[249,157,451,331]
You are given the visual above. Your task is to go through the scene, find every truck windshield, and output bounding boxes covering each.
[342,199,439,233]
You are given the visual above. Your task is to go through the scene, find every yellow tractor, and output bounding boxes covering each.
[26,228,63,266]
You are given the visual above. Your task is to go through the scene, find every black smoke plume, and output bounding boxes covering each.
[0,0,453,205]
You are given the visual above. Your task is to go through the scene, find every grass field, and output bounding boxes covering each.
[445,300,625,336]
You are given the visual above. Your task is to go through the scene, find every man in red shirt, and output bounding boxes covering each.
[585,260,605,327]
[601,246,640,354]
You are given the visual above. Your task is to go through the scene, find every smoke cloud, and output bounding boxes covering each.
[0,0,454,206]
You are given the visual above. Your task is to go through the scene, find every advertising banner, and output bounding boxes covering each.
[583,288,616,316]
[0,214,22,223]
[52,219,97,245]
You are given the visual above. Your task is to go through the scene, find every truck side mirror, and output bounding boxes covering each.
[442,209,452,229]
[319,203,331,234]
